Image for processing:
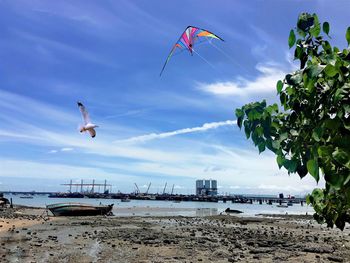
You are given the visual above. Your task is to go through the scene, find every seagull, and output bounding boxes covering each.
[77,101,98,138]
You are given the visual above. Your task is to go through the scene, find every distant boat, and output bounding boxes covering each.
[225,208,243,214]
[20,196,34,199]
[47,203,113,216]
[276,204,288,208]
[120,197,131,202]
[287,201,293,206]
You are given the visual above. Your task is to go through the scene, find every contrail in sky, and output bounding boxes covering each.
[115,120,237,143]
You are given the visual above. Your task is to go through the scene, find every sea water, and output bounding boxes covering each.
[4,193,314,217]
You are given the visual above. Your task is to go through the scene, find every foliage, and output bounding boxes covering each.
[235,13,350,230]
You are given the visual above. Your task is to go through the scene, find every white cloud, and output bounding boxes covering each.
[197,64,286,97]
[0,89,76,124]
[115,120,237,144]
[0,130,41,140]
[61,147,74,152]
[13,30,118,68]
[48,147,74,154]
[0,159,139,183]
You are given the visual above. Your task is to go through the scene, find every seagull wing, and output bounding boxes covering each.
[77,101,91,124]
[88,128,96,138]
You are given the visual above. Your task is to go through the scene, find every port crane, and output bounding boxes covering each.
[162,182,167,195]
[134,183,140,194]
[145,182,151,194]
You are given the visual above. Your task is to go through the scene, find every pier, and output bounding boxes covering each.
[1,179,307,205]
[2,191,306,205]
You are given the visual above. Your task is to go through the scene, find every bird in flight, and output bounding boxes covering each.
[77,101,98,138]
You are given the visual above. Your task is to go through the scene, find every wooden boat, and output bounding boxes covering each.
[47,203,113,216]
[225,208,243,214]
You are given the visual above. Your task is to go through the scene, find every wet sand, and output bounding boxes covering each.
[1,206,349,262]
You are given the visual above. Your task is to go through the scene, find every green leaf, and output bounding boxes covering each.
[288,73,302,85]
[324,172,344,190]
[290,129,298,136]
[296,165,308,178]
[272,140,281,150]
[277,154,284,169]
[346,27,350,46]
[322,41,332,53]
[332,148,350,169]
[280,92,287,106]
[237,117,243,129]
[244,122,251,139]
[287,159,298,173]
[324,64,338,77]
[294,46,303,60]
[235,108,244,118]
[266,104,278,114]
[297,13,314,32]
[311,188,324,201]
[248,109,262,120]
[312,126,323,142]
[323,22,330,35]
[278,132,288,142]
[324,118,341,130]
[305,194,312,204]
[310,14,321,37]
[317,146,333,158]
[288,30,296,48]
[307,65,324,78]
[235,108,244,128]
[255,126,264,136]
[276,80,283,94]
[258,141,266,154]
[307,159,320,182]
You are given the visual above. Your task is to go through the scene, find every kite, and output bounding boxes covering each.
[77,101,98,138]
[160,26,224,76]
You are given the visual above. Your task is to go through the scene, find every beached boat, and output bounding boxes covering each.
[225,208,243,214]
[47,203,113,216]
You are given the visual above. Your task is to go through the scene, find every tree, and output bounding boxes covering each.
[235,13,350,230]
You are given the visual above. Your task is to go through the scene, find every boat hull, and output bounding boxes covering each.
[47,203,113,216]
[225,208,243,214]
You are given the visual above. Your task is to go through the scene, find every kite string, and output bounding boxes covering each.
[192,48,227,77]
[207,39,250,74]
[191,48,217,70]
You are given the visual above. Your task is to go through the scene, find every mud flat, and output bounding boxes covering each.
[1,206,349,262]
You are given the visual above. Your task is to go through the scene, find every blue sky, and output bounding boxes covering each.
[0,0,349,195]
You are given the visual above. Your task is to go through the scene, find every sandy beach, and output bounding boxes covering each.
[0,206,349,262]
